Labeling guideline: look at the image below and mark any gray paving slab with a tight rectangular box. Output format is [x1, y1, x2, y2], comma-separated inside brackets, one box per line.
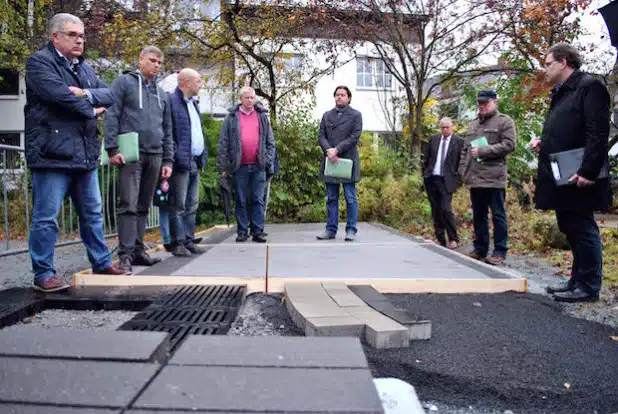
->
[170, 336, 369, 368]
[134, 366, 383, 413]
[269, 243, 495, 279]
[0, 328, 169, 363]
[305, 316, 365, 337]
[0, 405, 120, 414]
[218, 222, 411, 244]
[0, 358, 159, 407]
[170, 244, 266, 277]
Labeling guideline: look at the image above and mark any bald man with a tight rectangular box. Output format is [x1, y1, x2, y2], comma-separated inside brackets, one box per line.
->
[164, 68, 207, 256]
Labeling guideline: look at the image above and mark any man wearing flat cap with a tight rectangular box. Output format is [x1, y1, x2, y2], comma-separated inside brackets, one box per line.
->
[459, 89, 516, 265]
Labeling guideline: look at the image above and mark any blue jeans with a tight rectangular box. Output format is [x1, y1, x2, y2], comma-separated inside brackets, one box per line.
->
[325, 182, 358, 235]
[159, 209, 170, 245]
[556, 209, 603, 295]
[234, 164, 266, 235]
[29, 168, 112, 282]
[169, 159, 200, 245]
[470, 187, 508, 257]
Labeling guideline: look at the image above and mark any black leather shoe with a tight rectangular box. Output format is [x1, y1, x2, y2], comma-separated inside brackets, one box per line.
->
[546, 281, 574, 294]
[185, 242, 206, 254]
[192, 237, 203, 244]
[553, 288, 599, 303]
[236, 232, 249, 242]
[252, 233, 267, 243]
[132, 253, 162, 266]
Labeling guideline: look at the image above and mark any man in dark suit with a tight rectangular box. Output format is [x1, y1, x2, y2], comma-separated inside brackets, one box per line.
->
[422, 117, 464, 248]
[316, 86, 363, 241]
[530, 42, 610, 303]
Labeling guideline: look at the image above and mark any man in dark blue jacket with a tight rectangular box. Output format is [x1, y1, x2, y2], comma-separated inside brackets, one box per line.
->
[164, 68, 207, 256]
[25, 13, 126, 292]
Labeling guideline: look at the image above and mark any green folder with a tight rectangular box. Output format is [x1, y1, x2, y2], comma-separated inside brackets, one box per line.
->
[100, 132, 140, 166]
[324, 157, 353, 179]
[470, 136, 488, 162]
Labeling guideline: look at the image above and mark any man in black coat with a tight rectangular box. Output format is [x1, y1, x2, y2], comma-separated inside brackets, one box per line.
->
[316, 86, 363, 241]
[530, 42, 611, 303]
[422, 117, 464, 248]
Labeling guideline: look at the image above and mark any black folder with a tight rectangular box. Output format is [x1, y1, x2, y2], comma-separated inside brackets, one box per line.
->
[548, 147, 609, 186]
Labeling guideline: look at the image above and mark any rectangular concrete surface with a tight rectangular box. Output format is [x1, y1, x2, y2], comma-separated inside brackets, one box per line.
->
[0, 328, 169, 362]
[0, 405, 120, 414]
[170, 336, 369, 368]
[0, 358, 159, 407]
[134, 366, 383, 413]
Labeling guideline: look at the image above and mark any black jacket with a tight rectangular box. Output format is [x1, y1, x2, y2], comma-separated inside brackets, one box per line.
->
[24, 43, 115, 170]
[169, 87, 207, 171]
[318, 106, 363, 184]
[422, 134, 464, 193]
[535, 71, 611, 212]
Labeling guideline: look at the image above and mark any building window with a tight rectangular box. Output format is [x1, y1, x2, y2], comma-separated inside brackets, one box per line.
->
[0, 69, 19, 96]
[357, 57, 392, 89]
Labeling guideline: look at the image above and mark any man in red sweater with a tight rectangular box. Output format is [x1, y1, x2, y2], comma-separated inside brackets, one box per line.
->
[216, 87, 276, 242]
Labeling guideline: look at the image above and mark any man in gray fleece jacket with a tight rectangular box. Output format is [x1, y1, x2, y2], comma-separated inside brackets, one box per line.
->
[104, 45, 174, 273]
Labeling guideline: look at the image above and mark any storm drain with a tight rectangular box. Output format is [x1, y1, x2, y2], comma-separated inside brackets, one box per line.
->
[118, 285, 246, 351]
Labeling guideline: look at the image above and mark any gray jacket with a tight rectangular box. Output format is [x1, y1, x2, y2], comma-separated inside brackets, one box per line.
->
[216, 103, 275, 173]
[318, 106, 363, 184]
[103, 71, 174, 166]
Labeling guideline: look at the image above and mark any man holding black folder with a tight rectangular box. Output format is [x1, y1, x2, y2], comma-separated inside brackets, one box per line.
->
[104, 46, 174, 273]
[317, 86, 363, 242]
[529, 43, 610, 303]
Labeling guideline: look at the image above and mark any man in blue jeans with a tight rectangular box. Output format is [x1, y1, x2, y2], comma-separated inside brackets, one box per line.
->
[317, 86, 363, 241]
[459, 90, 516, 265]
[216, 86, 275, 243]
[24, 13, 126, 292]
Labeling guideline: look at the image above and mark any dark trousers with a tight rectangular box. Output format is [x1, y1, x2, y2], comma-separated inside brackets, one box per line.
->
[424, 176, 458, 245]
[117, 154, 162, 259]
[470, 187, 508, 258]
[234, 164, 266, 235]
[325, 182, 358, 235]
[555, 209, 603, 295]
[169, 158, 199, 246]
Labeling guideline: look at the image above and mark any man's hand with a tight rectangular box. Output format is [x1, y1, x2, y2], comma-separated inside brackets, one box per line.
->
[221, 171, 227, 178]
[568, 174, 595, 188]
[161, 166, 172, 179]
[94, 107, 107, 116]
[529, 138, 541, 153]
[471, 147, 479, 158]
[109, 153, 125, 166]
[326, 148, 338, 162]
[68, 86, 84, 97]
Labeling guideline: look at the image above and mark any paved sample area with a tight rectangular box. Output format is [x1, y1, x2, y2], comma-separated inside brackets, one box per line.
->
[72, 223, 526, 294]
[0, 329, 383, 413]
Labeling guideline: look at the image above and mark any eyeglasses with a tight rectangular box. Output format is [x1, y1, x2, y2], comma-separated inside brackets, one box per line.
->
[147, 57, 163, 65]
[543, 60, 558, 69]
[57, 31, 85, 41]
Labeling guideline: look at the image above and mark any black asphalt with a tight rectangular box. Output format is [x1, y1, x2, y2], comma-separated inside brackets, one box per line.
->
[363, 292, 618, 414]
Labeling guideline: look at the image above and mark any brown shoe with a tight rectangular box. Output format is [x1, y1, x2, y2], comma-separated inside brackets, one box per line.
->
[447, 241, 458, 250]
[485, 256, 505, 265]
[466, 251, 486, 261]
[33, 277, 70, 293]
[94, 264, 129, 275]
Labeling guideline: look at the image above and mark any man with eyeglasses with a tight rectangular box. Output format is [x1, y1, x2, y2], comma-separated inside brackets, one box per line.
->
[24, 13, 127, 292]
[530, 42, 611, 303]
[459, 89, 516, 265]
[104, 45, 174, 274]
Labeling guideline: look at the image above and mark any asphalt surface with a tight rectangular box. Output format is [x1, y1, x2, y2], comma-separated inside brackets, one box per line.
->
[364, 292, 618, 414]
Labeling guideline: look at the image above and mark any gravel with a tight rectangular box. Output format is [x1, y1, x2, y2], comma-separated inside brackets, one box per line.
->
[228, 292, 303, 337]
[4, 309, 138, 330]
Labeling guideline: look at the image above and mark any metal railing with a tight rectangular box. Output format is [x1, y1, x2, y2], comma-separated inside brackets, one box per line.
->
[0, 143, 159, 257]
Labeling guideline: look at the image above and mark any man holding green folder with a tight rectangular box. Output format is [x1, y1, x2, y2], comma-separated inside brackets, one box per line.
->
[459, 89, 516, 265]
[317, 86, 363, 242]
[104, 45, 174, 273]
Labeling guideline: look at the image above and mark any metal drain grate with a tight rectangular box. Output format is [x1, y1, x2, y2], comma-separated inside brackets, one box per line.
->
[118, 285, 246, 351]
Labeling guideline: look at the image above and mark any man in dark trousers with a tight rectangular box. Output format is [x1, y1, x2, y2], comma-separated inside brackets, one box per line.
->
[459, 89, 516, 265]
[104, 45, 174, 274]
[165, 68, 207, 257]
[317, 86, 363, 241]
[530, 42, 610, 303]
[422, 117, 464, 249]
[25, 13, 127, 292]
[216, 86, 275, 243]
